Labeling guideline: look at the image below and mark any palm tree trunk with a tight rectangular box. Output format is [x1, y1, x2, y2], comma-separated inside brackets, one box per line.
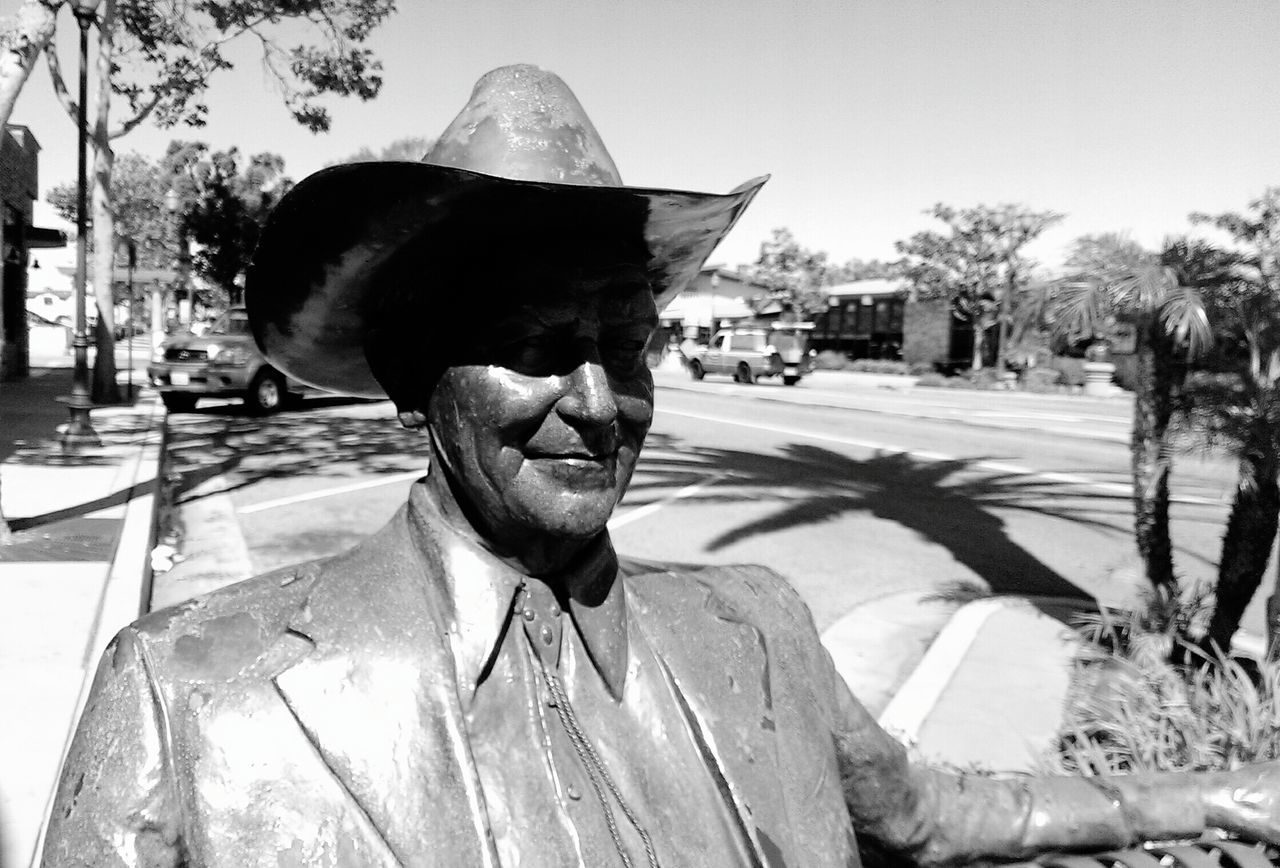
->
[1203, 431, 1280, 655]
[1130, 323, 1178, 591]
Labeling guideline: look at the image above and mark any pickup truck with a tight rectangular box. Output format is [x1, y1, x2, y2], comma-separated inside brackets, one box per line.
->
[686, 323, 815, 386]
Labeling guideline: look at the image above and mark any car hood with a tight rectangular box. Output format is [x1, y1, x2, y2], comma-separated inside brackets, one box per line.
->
[162, 333, 255, 351]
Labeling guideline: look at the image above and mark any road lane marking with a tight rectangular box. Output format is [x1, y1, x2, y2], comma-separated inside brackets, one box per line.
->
[656, 408, 1224, 507]
[238, 469, 425, 515]
[609, 471, 732, 530]
[874, 598, 1007, 743]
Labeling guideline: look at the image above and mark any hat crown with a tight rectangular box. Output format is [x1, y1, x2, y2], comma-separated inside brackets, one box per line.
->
[424, 64, 623, 187]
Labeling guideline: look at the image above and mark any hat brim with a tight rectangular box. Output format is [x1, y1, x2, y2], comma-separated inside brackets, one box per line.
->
[245, 162, 767, 398]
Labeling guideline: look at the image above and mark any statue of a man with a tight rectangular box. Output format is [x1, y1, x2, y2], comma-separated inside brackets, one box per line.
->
[43, 65, 1280, 868]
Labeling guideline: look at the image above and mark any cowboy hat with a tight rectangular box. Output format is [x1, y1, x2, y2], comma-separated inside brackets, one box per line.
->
[245, 63, 767, 397]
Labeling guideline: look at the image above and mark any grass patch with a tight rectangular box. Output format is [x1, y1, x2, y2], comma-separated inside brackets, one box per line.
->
[1047, 587, 1280, 775]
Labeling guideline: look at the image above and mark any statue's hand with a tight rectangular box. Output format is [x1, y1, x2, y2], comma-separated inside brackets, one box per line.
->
[1203, 761, 1280, 845]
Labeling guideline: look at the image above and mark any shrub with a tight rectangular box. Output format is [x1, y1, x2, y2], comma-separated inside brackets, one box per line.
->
[1045, 355, 1087, 388]
[814, 350, 851, 371]
[846, 359, 913, 375]
[1046, 587, 1280, 776]
[915, 372, 947, 388]
[1021, 367, 1063, 393]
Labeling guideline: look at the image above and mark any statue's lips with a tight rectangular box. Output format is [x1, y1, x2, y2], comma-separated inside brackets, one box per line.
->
[524, 451, 618, 485]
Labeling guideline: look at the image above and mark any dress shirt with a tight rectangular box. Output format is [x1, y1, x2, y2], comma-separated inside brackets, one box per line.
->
[408, 482, 754, 867]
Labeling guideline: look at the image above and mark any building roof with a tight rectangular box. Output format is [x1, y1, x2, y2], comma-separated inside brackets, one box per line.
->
[824, 278, 907, 299]
[659, 292, 754, 326]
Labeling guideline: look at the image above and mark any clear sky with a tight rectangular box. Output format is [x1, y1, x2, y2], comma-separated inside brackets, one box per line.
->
[6, 0, 1280, 277]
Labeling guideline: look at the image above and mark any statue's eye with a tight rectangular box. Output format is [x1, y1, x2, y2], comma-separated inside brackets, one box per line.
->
[601, 335, 648, 374]
[499, 334, 560, 374]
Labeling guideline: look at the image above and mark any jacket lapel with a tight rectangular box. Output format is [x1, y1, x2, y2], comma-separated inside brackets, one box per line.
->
[628, 568, 795, 868]
[272, 507, 499, 868]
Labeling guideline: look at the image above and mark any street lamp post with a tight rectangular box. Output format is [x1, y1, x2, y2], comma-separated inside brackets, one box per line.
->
[57, 0, 106, 450]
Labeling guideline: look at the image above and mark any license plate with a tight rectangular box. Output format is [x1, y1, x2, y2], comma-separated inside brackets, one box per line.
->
[170, 372, 190, 386]
[784, 365, 798, 375]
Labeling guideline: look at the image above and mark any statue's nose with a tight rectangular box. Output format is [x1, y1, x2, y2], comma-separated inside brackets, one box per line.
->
[557, 358, 618, 428]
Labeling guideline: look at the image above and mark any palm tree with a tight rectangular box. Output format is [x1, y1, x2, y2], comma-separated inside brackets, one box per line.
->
[1043, 234, 1212, 593]
[1186, 191, 1280, 654]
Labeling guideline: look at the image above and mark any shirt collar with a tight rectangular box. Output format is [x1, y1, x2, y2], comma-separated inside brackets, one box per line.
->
[407, 478, 629, 707]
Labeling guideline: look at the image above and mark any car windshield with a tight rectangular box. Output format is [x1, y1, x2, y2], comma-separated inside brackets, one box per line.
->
[209, 311, 251, 336]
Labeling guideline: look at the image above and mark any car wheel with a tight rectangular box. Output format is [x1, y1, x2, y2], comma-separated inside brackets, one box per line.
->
[161, 392, 198, 412]
[783, 375, 801, 386]
[688, 360, 705, 381]
[737, 363, 755, 385]
[246, 369, 286, 414]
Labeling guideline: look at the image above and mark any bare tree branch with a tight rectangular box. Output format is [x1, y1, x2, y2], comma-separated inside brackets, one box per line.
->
[108, 89, 160, 138]
[43, 37, 79, 125]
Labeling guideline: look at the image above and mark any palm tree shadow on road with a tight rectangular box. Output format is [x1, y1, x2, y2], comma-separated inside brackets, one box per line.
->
[629, 432, 1158, 602]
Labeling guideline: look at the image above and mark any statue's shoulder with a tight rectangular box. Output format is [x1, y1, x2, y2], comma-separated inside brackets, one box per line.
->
[126, 561, 325, 683]
[624, 558, 815, 632]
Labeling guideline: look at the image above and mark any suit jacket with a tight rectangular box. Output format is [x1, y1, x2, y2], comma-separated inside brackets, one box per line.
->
[42, 502, 919, 868]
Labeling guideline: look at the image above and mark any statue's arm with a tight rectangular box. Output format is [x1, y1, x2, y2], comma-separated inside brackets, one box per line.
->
[823, 644, 1280, 865]
[42, 628, 183, 868]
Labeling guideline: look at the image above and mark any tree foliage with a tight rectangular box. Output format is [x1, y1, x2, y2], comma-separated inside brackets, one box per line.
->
[164, 141, 292, 303]
[10, 0, 396, 401]
[107, 0, 394, 135]
[48, 150, 175, 269]
[896, 203, 1062, 370]
[327, 134, 434, 165]
[748, 227, 833, 317]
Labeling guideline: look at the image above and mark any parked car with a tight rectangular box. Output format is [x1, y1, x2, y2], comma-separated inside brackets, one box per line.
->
[147, 308, 308, 413]
[686, 322, 816, 385]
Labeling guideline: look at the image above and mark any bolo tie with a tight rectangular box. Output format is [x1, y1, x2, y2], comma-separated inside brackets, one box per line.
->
[516, 582, 660, 868]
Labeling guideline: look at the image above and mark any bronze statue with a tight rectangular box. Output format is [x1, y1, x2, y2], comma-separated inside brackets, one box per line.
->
[43, 65, 1280, 867]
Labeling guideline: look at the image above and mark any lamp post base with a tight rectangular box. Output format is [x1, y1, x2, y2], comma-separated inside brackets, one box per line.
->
[55, 398, 101, 451]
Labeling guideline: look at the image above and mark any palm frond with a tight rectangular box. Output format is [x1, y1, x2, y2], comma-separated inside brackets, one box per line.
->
[1159, 285, 1213, 358]
[1048, 280, 1108, 342]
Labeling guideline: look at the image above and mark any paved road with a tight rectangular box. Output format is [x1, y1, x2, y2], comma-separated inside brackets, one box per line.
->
[151, 368, 1269, 640]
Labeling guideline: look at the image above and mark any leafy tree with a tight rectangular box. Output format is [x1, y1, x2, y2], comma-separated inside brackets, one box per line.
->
[1043, 234, 1215, 595]
[1182, 190, 1280, 654]
[2, 0, 395, 401]
[896, 203, 1062, 371]
[163, 142, 292, 307]
[748, 227, 833, 317]
[47, 150, 176, 269]
[328, 135, 434, 165]
[835, 258, 900, 282]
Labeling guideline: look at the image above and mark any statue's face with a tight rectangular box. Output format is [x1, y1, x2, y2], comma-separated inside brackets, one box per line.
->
[426, 266, 656, 543]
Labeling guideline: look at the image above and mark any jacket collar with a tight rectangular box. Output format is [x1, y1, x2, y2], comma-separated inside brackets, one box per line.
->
[406, 479, 629, 704]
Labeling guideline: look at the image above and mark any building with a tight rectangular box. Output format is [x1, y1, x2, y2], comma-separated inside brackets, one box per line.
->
[659, 265, 769, 342]
[1, 125, 67, 380]
[811, 279, 908, 360]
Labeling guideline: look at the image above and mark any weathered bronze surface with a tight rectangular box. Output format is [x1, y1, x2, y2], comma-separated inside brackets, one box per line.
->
[43, 64, 1280, 867]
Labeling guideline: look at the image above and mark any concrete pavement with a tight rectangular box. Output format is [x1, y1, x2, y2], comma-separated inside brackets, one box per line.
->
[0, 364, 162, 868]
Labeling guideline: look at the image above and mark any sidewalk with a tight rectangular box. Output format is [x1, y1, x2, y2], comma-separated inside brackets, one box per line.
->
[0, 366, 163, 868]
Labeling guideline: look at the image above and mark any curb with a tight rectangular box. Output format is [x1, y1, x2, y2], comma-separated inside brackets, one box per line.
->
[29, 394, 166, 867]
[875, 595, 1083, 773]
